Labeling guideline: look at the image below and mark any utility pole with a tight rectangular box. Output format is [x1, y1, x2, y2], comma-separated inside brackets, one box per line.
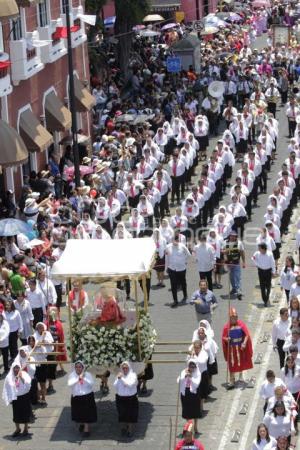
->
[65, 0, 81, 188]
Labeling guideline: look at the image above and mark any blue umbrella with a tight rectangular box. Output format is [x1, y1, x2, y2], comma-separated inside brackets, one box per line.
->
[0, 218, 32, 237]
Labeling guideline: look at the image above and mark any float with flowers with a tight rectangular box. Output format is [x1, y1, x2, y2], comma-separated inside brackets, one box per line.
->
[51, 238, 157, 373]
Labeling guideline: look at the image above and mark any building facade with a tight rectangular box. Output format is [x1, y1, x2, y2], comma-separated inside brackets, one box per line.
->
[102, 0, 218, 24]
[0, 0, 94, 199]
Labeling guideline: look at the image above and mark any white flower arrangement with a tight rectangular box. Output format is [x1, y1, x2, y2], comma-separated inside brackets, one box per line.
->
[72, 311, 157, 368]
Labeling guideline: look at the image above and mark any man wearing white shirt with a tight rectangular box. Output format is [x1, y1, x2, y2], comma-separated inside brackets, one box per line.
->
[194, 235, 215, 291]
[153, 171, 169, 218]
[227, 196, 247, 240]
[165, 236, 191, 307]
[26, 278, 46, 327]
[272, 308, 291, 368]
[37, 269, 57, 308]
[252, 243, 276, 307]
[168, 154, 185, 206]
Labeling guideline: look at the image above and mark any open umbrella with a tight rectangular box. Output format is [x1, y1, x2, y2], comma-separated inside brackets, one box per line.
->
[225, 12, 243, 22]
[0, 219, 32, 237]
[201, 26, 219, 35]
[143, 14, 164, 22]
[64, 165, 94, 181]
[115, 114, 136, 123]
[161, 22, 177, 30]
[139, 29, 160, 37]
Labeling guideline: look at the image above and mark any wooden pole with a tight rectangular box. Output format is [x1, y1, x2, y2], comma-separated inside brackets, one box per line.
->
[169, 417, 173, 450]
[134, 279, 142, 361]
[67, 278, 74, 362]
[142, 274, 148, 312]
[173, 378, 181, 450]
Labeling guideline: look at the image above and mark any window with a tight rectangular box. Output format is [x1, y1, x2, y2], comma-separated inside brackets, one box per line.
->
[38, 0, 49, 27]
[11, 17, 23, 41]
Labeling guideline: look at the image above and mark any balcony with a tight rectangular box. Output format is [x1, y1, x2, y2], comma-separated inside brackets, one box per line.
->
[38, 19, 67, 64]
[60, 5, 87, 49]
[9, 34, 44, 86]
[0, 54, 12, 97]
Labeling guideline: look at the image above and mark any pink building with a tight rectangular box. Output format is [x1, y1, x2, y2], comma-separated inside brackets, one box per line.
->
[103, 0, 218, 24]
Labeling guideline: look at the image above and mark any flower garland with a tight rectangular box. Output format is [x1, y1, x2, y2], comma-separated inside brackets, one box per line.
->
[71, 310, 157, 368]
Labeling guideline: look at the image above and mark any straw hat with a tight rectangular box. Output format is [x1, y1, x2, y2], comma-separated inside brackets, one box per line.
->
[25, 198, 36, 207]
[82, 156, 91, 164]
[81, 185, 91, 196]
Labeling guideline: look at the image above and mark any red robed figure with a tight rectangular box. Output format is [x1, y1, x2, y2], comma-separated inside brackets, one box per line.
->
[222, 319, 253, 373]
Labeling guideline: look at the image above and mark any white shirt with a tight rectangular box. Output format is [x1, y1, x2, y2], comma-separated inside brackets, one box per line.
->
[252, 251, 276, 273]
[165, 243, 191, 271]
[113, 373, 138, 396]
[290, 283, 300, 298]
[37, 278, 57, 306]
[26, 287, 46, 314]
[194, 243, 215, 272]
[281, 367, 300, 394]
[280, 268, 297, 291]
[0, 320, 9, 348]
[263, 412, 294, 439]
[251, 437, 277, 450]
[259, 377, 287, 400]
[272, 318, 291, 345]
[68, 371, 95, 397]
[3, 310, 23, 333]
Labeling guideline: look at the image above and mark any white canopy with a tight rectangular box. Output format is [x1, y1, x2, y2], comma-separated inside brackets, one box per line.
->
[51, 238, 156, 280]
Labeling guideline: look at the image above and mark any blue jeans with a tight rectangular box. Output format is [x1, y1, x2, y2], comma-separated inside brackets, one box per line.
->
[229, 265, 241, 292]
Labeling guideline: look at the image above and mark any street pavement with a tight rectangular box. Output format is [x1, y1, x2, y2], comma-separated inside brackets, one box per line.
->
[0, 40, 299, 450]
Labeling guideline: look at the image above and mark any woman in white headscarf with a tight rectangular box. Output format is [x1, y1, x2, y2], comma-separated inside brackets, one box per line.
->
[192, 326, 218, 392]
[159, 218, 174, 244]
[128, 208, 145, 238]
[2, 362, 32, 437]
[91, 224, 111, 240]
[189, 340, 212, 416]
[177, 358, 201, 433]
[68, 360, 97, 438]
[96, 196, 113, 235]
[194, 115, 209, 161]
[14, 345, 37, 407]
[152, 228, 167, 286]
[113, 222, 133, 240]
[114, 361, 139, 437]
[74, 224, 90, 240]
[33, 322, 54, 405]
[153, 128, 168, 153]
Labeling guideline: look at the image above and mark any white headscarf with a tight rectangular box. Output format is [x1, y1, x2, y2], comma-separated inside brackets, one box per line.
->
[177, 358, 201, 395]
[14, 345, 36, 378]
[198, 320, 215, 338]
[2, 362, 31, 406]
[120, 361, 137, 385]
[152, 228, 167, 258]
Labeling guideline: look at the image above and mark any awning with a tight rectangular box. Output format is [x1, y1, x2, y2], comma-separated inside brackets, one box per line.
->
[0, 120, 28, 167]
[19, 109, 53, 153]
[16, 0, 38, 7]
[74, 77, 96, 112]
[45, 91, 71, 132]
[0, 0, 19, 20]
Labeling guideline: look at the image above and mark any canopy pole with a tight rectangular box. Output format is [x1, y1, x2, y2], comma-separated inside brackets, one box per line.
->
[67, 278, 74, 362]
[134, 280, 142, 361]
[142, 274, 148, 312]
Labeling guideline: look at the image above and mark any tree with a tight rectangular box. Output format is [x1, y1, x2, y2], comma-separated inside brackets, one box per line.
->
[114, 0, 149, 79]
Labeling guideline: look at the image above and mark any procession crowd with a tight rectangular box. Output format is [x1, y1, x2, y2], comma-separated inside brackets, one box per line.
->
[2, 0, 300, 448]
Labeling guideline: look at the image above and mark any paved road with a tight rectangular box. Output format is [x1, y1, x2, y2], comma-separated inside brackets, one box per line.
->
[0, 41, 297, 450]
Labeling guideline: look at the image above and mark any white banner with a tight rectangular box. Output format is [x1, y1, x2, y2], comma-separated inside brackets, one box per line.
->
[78, 14, 97, 26]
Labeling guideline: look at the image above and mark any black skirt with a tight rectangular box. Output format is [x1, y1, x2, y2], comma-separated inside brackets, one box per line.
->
[30, 378, 38, 405]
[198, 370, 209, 399]
[273, 243, 281, 260]
[154, 254, 165, 273]
[116, 394, 139, 423]
[71, 392, 97, 424]
[236, 138, 248, 154]
[46, 355, 57, 380]
[12, 392, 31, 424]
[36, 364, 47, 383]
[181, 387, 201, 419]
[208, 358, 218, 376]
[197, 135, 209, 151]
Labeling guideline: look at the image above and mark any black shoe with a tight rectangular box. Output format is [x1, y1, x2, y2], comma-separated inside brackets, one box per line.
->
[22, 430, 29, 437]
[171, 302, 178, 308]
[12, 430, 21, 438]
[46, 386, 55, 394]
[181, 297, 187, 303]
